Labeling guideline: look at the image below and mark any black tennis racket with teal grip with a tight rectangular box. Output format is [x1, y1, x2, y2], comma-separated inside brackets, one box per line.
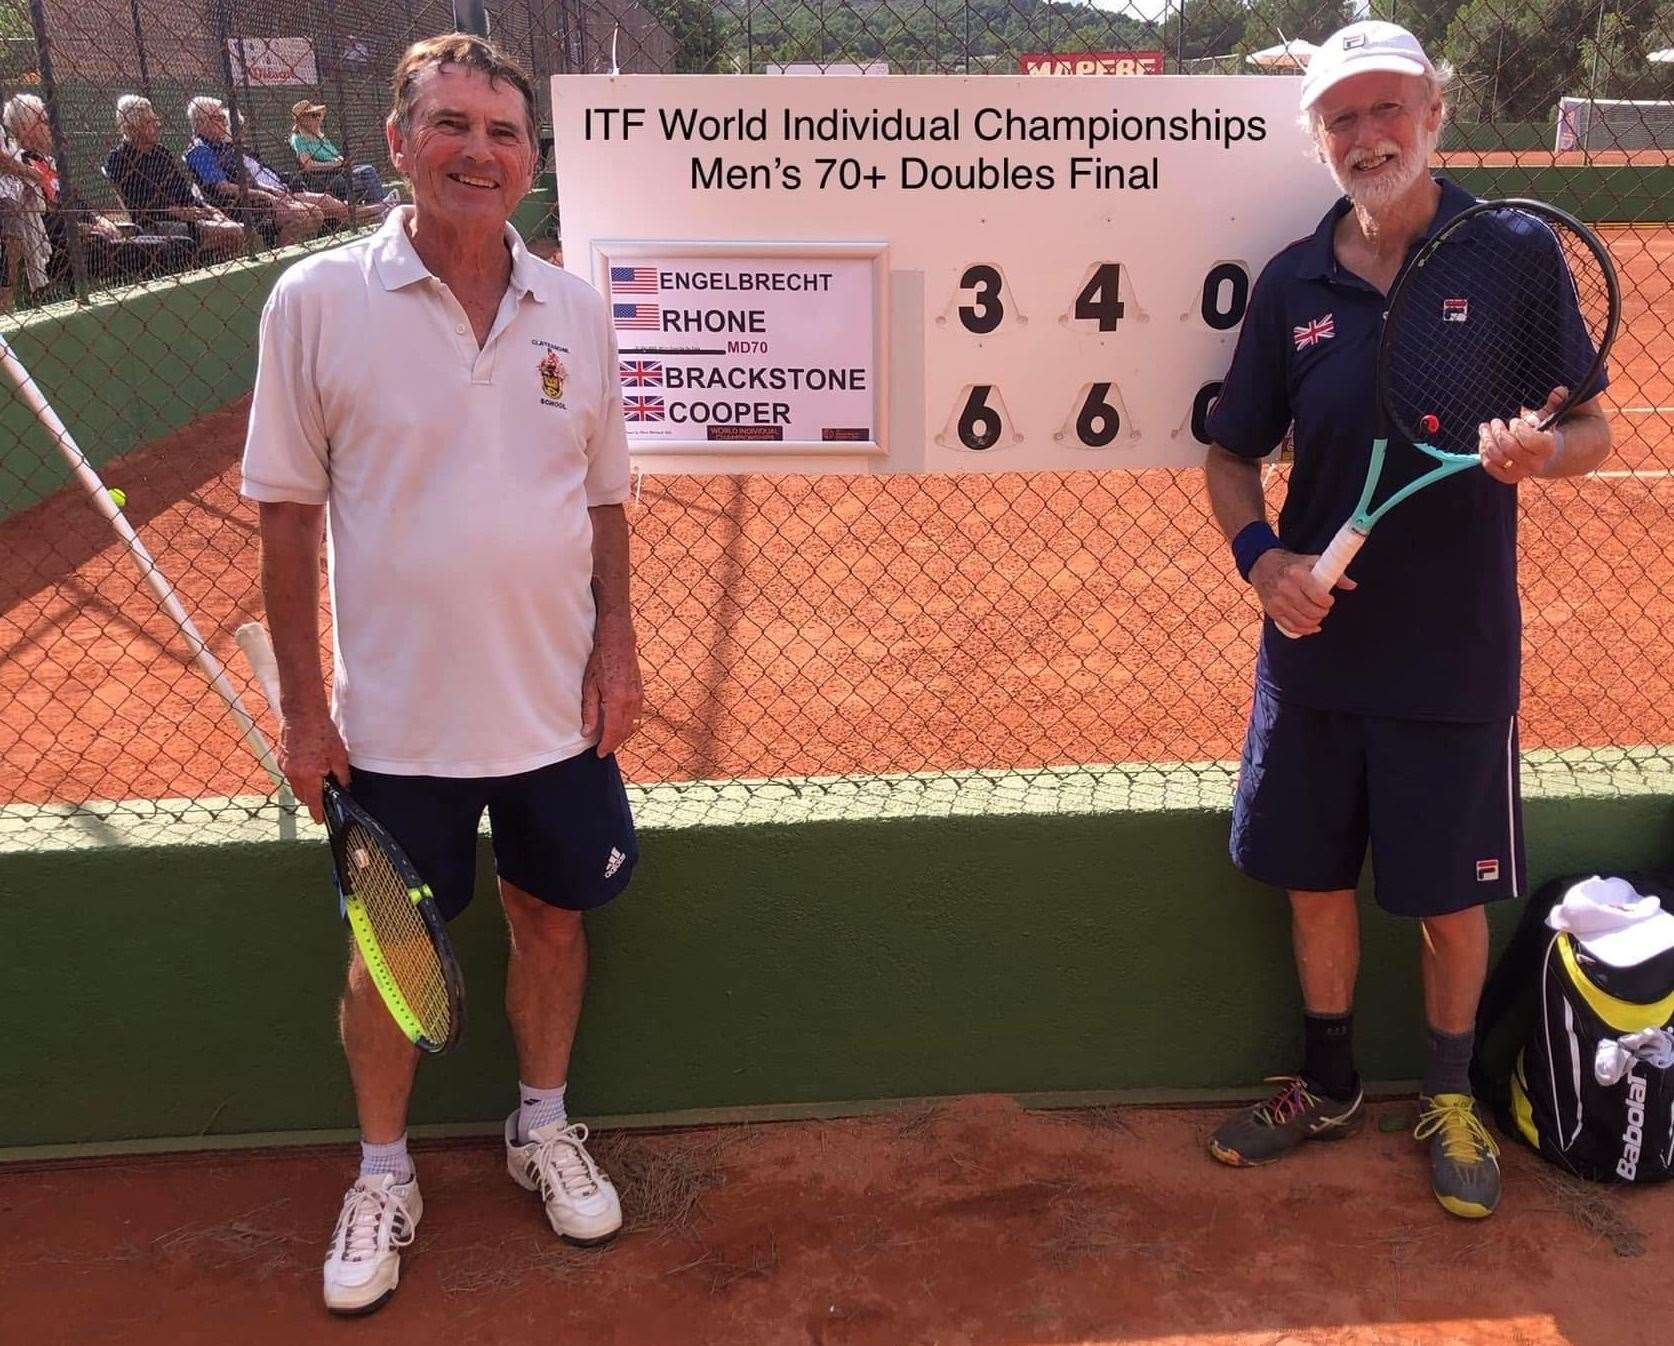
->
[1278, 198, 1620, 638]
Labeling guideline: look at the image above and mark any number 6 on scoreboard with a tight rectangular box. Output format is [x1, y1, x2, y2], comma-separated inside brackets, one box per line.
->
[938, 383, 1020, 452]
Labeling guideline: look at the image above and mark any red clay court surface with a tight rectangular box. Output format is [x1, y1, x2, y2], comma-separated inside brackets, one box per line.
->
[1, 1096, 1666, 1346]
[3, 228, 1674, 811]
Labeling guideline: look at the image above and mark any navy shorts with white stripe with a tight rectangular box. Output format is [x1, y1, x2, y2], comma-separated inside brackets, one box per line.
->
[1230, 681, 1524, 917]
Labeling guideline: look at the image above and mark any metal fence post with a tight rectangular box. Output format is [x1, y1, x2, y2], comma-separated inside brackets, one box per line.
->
[321, 0, 355, 196]
[26, 0, 90, 303]
[212, 0, 257, 255]
[454, 0, 491, 37]
[127, 0, 151, 97]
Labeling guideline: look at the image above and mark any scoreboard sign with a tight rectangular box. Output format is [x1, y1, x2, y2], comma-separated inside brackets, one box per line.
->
[1018, 51, 1166, 76]
[600, 242, 885, 454]
[552, 75, 1336, 474]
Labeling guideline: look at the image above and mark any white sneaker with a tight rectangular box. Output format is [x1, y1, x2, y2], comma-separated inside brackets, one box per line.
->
[322, 1172, 422, 1314]
[504, 1114, 622, 1245]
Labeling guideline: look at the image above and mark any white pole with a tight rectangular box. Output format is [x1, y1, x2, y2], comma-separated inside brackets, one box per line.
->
[0, 331, 291, 801]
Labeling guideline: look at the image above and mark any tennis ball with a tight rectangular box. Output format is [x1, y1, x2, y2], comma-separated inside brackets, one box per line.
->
[108, 487, 126, 508]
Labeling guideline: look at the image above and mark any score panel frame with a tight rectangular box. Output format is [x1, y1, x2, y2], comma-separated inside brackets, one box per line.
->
[591, 238, 891, 472]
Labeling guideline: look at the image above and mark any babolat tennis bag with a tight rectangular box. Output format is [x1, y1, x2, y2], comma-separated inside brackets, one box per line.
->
[1474, 870, 1674, 1184]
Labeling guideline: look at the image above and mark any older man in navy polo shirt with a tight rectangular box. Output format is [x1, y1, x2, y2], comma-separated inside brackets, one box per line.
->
[1201, 20, 1612, 1218]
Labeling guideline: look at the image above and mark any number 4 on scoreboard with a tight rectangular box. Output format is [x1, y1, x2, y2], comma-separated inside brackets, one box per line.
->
[1066, 263, 1144, 333]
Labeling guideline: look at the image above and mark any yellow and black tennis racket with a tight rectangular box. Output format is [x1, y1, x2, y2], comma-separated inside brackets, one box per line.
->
[236, 622, 465, 1053]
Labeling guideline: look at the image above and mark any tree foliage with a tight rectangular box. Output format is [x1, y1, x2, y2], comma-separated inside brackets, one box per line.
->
[684, 0, 1674, 126]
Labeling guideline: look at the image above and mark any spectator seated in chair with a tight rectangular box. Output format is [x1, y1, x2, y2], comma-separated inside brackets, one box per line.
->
[185, 96, 361, 245]
[4, 94, 194, 296]
[289, 100, 400, 209]
[0, 108, 49, 310]
[179, 97, 309, 245]
[103, 95, 245, 259]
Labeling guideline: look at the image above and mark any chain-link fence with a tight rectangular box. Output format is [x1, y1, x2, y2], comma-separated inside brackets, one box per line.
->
[3, 0, 1673, 847]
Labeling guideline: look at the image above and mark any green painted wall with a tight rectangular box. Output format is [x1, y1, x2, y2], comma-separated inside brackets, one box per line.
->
[0, 255, 285, 516]
[1447, 165, 1674, 222]
[4, 792, 1671, 1152]
[1442, 122, 1553, 153]
[0, 193, 559, 521]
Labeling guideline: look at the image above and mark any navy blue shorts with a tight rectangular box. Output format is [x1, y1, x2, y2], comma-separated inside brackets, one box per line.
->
[1231, 683, 1523, 917]
[343, 750, 638, 922]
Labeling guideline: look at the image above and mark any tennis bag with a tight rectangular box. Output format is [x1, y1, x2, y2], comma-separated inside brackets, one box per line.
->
[1474, 870, 1674, 1184]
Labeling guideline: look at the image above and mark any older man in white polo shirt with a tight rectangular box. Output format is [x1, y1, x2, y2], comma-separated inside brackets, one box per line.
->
[241, 34, 641, 1315]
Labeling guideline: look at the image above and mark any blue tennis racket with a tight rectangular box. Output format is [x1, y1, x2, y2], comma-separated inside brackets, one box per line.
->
[1280, 198, 1619, 637]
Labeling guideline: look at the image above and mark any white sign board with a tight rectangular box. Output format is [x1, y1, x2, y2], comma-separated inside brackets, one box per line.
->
[552, 75, 1337, 474]
[599, 242, 885, 455]
[227, 37, 319, 87]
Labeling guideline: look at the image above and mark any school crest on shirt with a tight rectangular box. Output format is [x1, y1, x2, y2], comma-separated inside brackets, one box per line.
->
[538, 350, 567, 402]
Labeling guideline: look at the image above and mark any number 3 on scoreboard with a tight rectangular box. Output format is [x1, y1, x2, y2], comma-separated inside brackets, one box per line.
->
[958, 264, 1006, 334]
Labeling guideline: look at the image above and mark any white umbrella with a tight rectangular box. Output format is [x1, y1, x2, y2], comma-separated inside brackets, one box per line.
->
[1649, 48, 1674, 62]
[1245, 40, 1317, 70]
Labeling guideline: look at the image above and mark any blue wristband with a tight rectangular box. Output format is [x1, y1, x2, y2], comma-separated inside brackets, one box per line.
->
[1231, 520, 1281, 582]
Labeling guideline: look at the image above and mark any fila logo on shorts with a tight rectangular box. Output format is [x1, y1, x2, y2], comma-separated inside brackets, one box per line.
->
[1476, 857, 1501, 882]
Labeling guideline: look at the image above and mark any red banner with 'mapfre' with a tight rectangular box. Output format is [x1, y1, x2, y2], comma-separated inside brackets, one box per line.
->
[1018, 51, 1165, 76]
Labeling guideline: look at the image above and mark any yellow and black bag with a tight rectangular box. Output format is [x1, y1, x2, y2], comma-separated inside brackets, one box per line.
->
[1476, 872, 1674, 1184]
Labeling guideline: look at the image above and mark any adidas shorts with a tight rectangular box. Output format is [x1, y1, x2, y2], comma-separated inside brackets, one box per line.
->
[1230, 681, 1523, 918]
[345, 750, 638, 920]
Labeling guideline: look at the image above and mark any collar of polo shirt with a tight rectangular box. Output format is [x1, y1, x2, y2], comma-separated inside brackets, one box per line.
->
[370, 204, 554, 304]
[1294, 176, 1476, 283]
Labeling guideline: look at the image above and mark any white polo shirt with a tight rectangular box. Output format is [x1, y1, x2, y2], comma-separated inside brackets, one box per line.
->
[241, 207, 631, 777]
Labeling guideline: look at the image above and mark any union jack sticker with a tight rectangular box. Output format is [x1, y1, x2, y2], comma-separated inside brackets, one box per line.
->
[1293, 313, 1335, 350]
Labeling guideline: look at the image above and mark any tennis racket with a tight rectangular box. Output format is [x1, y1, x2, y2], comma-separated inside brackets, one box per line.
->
[1278, 198, 1620, 638]
[235, 621, 466, 1054]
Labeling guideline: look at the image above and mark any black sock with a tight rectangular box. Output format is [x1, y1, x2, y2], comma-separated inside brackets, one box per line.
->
[1422, 1027, 1475, 1099]
[1302, 1010, 1359, 1102]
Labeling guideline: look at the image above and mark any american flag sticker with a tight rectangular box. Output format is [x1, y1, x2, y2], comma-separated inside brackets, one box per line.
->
[610, 265, 658, 294]
[620, 359, 663, 386]
[1476, 858, 1501, 882]
[624, 394, 665, 422]
[1443, 298, 1469, 322]
[613, 303, 660, 331]
[1293, 313, 1335, 350]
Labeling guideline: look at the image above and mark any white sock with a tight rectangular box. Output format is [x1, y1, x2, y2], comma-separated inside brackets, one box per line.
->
[517, 1081, 567, 1142]
[359, 1134, 413, 1185]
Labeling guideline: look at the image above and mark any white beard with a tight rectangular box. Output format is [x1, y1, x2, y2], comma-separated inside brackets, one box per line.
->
[1328, 133, 1433, 210]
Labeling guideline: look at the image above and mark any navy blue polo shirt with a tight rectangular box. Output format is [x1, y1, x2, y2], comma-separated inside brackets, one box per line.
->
[1207, 177, 1603, 722]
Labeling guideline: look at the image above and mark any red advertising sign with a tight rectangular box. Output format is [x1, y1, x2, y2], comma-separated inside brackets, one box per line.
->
[1018, 51, 1165, 76]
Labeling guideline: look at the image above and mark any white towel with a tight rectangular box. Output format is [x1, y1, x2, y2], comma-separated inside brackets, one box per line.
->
[1549, 875, 1674, 968]
[1595, 1029, 1674, 1086]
